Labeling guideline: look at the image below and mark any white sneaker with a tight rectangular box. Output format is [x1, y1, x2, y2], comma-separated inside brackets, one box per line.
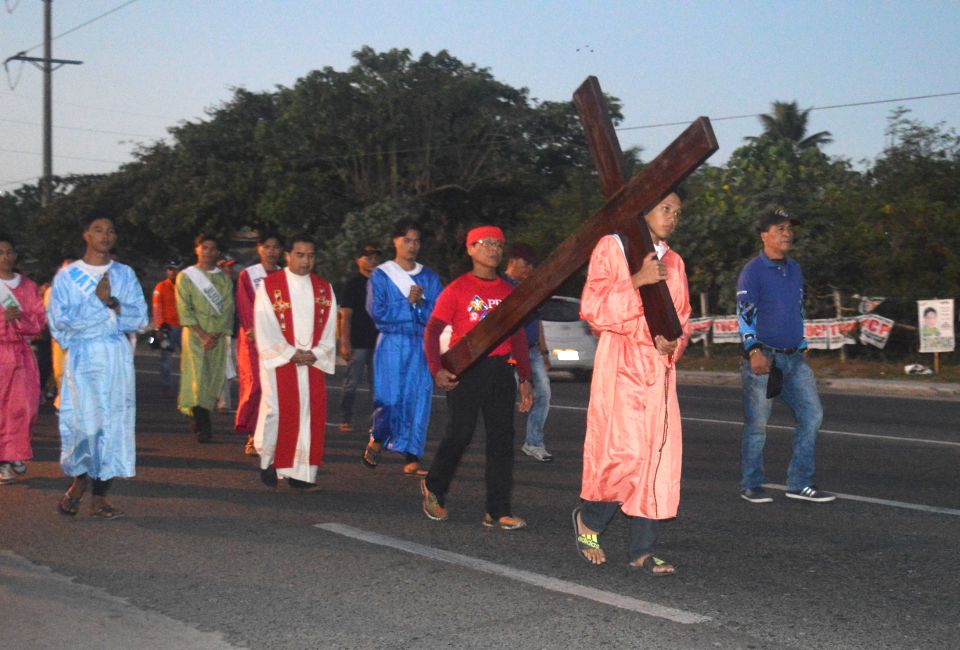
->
[521, 444, 554, 462]
[11, 461, 27, 475]
[0, 463, 15, 485]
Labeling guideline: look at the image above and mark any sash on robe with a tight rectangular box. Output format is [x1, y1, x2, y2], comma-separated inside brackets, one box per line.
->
[264, 271, 332, 469]
[377, 260, 423, 298]
[0, 275, 22, 309]
[66, 262, 107, 298]
[245, 263, 268, 290]
[182, 265, 224, 314]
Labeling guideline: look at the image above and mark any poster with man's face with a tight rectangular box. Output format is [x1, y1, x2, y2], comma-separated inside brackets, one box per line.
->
[918, 299, 955, 353]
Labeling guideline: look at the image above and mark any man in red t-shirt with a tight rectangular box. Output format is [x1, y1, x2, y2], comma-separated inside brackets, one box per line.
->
[421, 226, 533, 530]
[152, 261, 181, 396]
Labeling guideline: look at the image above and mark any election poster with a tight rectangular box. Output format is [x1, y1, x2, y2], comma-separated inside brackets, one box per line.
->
[918, 299, 955, 353]
[859, 314, 894, 349]
[689, 317, 713, 344]
[711, 316, 740, 344]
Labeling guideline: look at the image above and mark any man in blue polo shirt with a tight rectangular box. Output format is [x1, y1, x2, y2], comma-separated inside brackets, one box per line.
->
[736, 208, 834, 504]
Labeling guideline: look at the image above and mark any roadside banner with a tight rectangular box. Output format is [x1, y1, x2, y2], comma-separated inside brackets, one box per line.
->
[711, 316, 739, 344]
[918, 299, 955, 353]
[859, 314, 894, 349]
[804, 319, 831, 349]
[689, 317, 712, 343]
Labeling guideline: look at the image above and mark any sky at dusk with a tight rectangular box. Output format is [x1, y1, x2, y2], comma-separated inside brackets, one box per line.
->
[1, 0, 958, 193]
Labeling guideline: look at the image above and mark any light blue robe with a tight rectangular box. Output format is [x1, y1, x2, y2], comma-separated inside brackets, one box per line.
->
[367, 264, 443, 457]
[47, 261, 148, 480]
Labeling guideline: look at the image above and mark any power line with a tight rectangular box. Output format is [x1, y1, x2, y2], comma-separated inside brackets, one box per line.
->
[17, 0, 139, 55]
[0, 176, 39, 189]
[0, 90, 183, 121]
[0, 146, 127, 165]
[616, 91, 960, 133]
[0, 117, 161, 138]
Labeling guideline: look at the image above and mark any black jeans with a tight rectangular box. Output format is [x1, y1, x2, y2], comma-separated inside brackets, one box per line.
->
[425, 356, 516, 519]
[581, 500, 660, 562]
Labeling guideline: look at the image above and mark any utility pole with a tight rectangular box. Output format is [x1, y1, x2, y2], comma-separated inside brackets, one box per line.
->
[3, 1, 82, 207]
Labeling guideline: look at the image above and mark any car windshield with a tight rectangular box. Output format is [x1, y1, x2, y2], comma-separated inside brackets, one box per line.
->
[541, 298, 581, 322]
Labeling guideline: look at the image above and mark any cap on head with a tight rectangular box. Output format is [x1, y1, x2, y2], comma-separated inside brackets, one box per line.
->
[357, 244, 382, 257]
[217, 253, 236, 267]
[756, 208, 800, 233]
[164, 260, 181, 270]
[466, 225, 505, 248]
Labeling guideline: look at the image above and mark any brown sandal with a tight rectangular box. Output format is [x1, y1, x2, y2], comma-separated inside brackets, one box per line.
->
[91, 505, 125, 520]
[361, 442, 381, 469]
[403, 462, 428, 478]
[57, 493, 82, 516]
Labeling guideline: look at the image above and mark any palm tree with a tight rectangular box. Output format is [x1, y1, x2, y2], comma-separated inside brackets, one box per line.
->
[745, 101, 833, 150]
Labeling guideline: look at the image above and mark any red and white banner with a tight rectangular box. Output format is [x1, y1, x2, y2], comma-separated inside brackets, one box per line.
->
[859, 314, 894, 349]
[711, 316, 740, 344]
[804, 318, 858, 350]
[689, 317, 713, 344]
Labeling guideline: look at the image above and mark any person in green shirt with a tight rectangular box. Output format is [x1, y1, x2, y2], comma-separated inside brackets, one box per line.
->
[176, 234, 235, 442]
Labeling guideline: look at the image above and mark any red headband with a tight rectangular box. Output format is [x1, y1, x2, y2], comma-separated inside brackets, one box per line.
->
[466, 226, 505, 247]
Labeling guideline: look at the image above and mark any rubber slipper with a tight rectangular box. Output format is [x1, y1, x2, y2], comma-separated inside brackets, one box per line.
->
[630, 555, 676, 577]
[572, 506, 603, 564]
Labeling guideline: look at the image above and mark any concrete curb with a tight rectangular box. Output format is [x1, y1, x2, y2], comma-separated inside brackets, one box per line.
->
[677, 370, 960, 401]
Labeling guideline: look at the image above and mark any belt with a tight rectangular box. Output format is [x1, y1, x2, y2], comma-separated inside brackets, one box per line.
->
[761, 344, 799, 355]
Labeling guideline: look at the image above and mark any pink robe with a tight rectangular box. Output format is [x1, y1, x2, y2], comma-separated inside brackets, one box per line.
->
[0, 275, 45, 462]
[579, 235, 691, 519]
[235, 268, 262, 434]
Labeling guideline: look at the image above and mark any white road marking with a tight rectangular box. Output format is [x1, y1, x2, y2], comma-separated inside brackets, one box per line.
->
[762, 484, 960, 517]
[314, 523, 711, 624]
[550, 405, 960, 449]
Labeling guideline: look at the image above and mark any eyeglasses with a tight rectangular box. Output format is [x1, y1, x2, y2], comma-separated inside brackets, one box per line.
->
[473, 239, 503, 250]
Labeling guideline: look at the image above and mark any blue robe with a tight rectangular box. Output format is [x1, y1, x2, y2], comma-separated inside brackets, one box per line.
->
[47, 261, 148, 480]
[368, 264, 443, 457]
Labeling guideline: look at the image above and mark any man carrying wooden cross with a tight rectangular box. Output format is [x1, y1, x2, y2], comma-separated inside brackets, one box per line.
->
[573, 189, 691, 576]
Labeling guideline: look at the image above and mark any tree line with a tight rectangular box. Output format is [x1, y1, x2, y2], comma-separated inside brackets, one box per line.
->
[2, 47, 958, 352]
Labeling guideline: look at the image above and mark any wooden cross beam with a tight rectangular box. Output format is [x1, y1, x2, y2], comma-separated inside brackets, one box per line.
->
[573, 75, 684, 340]
[441, 77, 718, 376]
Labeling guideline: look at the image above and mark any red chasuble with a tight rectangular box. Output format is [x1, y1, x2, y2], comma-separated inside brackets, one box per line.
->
[262, 271, 332, 469]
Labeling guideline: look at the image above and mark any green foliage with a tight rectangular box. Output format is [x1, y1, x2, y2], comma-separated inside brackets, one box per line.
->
[5, 50, 957, 343]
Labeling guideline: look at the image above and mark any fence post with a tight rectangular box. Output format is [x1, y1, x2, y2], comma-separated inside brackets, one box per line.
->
[700, 291, 710, 358]
[833, 288, 846, 364]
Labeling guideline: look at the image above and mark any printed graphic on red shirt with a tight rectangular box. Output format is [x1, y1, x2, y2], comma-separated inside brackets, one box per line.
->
[467, 294, 503, 321]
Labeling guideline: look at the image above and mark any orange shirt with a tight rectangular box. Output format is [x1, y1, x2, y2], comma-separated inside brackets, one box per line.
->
[152, 278, 180, 327]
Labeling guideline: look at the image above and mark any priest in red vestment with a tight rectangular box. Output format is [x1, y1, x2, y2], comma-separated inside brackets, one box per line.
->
[252, 235, 336, 491]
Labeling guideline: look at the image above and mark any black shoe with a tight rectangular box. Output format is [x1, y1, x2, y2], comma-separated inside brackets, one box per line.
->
[785, 485, 836, 503]
[740, 487, 774, 503]
[260, 466, 278, 487]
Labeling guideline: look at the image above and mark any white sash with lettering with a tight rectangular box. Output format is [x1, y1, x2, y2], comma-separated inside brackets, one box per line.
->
[0, 274, 22, 310]
[245, 263, 268, 290]
[183, 265, 224, 314]
[378, 260, 422, 298]
[66, 262, 106, 298]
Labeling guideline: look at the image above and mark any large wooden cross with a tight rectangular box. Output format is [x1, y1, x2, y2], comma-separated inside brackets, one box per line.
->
[441, 76, 718, 376]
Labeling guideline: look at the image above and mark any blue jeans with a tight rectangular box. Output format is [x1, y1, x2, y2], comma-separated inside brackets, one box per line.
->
[339, 347, 374, 424]
[159, 326, 181, 390]
[740, 350, 823, 492]
[524, 349, 551, 448]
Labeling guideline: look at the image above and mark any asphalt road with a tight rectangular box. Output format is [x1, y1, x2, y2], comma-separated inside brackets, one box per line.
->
[1, 351, 958, 650]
